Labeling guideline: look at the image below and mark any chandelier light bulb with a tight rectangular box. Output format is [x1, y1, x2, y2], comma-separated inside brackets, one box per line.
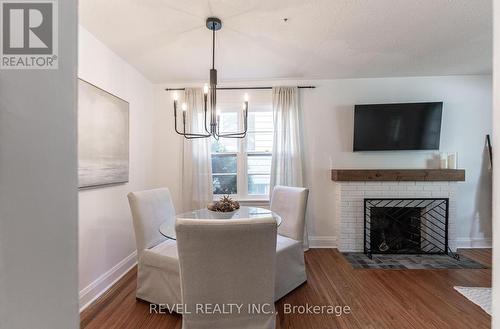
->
[203, 84, 209, 94]
[182, 103, 187, 112]
[173, 92, 179, 101]
[244, 93, 249, 102]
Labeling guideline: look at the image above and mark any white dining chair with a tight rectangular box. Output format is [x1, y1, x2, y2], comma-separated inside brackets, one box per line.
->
[270, 185, 310, 300]
[176, 217, 277, 329]
[127, 188, 181, 306]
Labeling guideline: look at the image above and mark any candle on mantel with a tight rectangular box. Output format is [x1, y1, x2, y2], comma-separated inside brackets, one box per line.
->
[440, 153, 448, 169]
[447, 152, 458, 169]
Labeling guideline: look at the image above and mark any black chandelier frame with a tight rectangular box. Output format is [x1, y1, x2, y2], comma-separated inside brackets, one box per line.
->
[173, 17, 248, 140]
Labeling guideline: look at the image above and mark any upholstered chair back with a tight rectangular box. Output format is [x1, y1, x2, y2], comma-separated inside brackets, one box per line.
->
[127, 188, 176, 258]
[270, 185, 309, 241]
[175, 217, 277, 329]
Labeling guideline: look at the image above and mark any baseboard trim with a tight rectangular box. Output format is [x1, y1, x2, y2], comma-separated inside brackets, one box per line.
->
[309, 236, 337, 248]
[79, 251, 137, 312]
[451, 238, 492, 250]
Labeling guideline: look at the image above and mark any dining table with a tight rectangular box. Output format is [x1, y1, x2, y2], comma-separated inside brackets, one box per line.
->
[159, 206, 282, 240]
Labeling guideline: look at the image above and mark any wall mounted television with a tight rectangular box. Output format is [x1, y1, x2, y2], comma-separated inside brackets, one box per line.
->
[353, 102, 443, 151]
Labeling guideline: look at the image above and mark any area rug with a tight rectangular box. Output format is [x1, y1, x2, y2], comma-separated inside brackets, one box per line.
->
[342, 253, 488, 269]
[454, 286, 492, 315]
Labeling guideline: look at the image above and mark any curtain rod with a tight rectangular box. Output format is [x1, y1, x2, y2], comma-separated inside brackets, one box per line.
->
[165, 86, 315, 91]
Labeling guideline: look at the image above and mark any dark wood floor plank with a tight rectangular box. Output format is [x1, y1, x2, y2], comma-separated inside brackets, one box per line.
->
[81, 249, 492, 329]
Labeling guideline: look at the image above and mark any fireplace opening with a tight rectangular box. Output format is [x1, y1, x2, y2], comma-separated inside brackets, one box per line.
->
[370, 207, 422, 253]
[364, 198, 450, 258]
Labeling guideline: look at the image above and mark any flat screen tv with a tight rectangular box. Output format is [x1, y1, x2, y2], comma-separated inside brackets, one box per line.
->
[353, 102, 443, 151]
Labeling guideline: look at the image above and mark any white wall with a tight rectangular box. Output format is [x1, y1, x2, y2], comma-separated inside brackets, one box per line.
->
[157, 75, 492, 248]
[0, 1, 79, 328]
[302, 76, 492, 248]
[152, 90, 184, 210]
[78, 27, 157, 310]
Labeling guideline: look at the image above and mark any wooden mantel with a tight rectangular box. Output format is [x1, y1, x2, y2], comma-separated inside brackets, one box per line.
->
[331, 169, 465, 182]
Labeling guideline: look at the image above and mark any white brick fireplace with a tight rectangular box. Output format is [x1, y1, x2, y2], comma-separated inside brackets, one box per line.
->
[334, 181, 457, 252]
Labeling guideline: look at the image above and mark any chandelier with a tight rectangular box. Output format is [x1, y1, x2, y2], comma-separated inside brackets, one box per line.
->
[172, 17, 248, 140]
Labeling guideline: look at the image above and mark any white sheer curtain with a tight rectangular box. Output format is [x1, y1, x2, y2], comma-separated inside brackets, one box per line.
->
[181, 88, 213, 212]
[270, 86, 308, 249]
[270, 87, 304, 189]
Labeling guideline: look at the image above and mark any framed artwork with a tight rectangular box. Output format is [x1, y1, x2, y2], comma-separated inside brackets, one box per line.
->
[78, 79, 129, 188]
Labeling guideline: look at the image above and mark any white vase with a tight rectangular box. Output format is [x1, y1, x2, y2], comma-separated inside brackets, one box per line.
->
[207, 209, 237, 219]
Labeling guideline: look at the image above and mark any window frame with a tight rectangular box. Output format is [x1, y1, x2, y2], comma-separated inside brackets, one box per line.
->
[211, 102, 273, 201]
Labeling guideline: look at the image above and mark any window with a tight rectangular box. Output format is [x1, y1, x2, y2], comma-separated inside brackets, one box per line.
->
[211, 91, 273, 200]
[246, 111, 273, 196]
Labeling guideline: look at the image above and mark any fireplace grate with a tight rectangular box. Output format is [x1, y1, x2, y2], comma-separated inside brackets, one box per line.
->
[364, 198, 457, 259]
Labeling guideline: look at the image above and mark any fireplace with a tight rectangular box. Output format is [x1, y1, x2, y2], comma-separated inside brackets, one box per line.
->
[370, 207, 422, 253]
[364, 198, 450, 258]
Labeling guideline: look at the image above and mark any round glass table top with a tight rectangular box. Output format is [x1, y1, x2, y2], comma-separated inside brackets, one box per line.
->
[159, 206, 282, 240]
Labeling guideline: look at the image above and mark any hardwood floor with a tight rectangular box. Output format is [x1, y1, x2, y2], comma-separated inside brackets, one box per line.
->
[80, 249, 492, 329]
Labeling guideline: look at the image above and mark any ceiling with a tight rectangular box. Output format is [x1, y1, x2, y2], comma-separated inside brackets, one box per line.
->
[80, 0, 492, 84]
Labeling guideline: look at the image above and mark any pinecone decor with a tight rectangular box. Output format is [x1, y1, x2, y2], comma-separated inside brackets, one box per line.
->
[207, 195, 240, 212]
